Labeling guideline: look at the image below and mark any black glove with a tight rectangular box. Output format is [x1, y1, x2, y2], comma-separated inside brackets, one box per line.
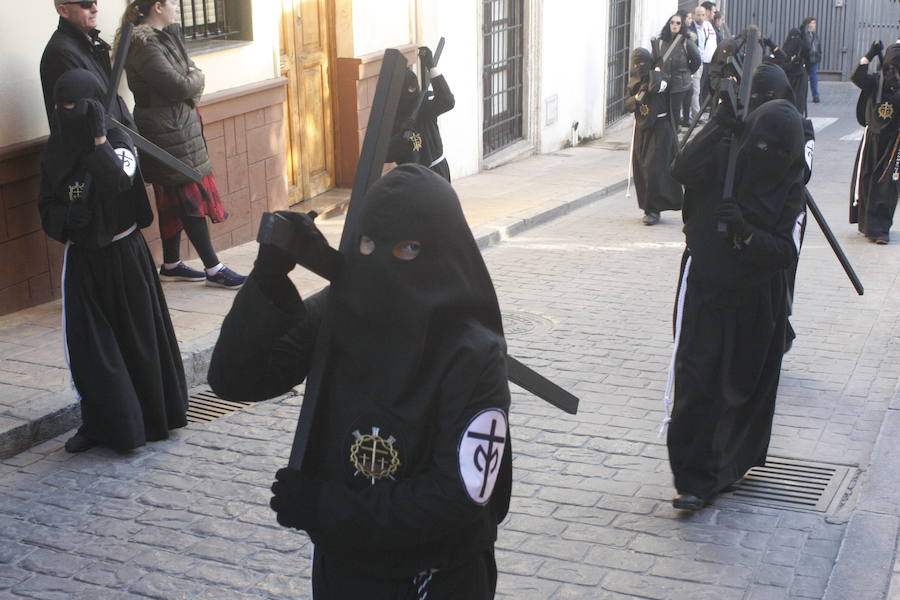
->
[257, 210, 343, 282]
[714, 200, 745, 239]
[65, 201, 92, 231]
[270, 467, 321, 530]
[78, 98, 107, 141]
[712, 94, 742, 134]
[418, 46, 435, 70]
[761, 37, 775, 50]
[866, 40, 884, 61]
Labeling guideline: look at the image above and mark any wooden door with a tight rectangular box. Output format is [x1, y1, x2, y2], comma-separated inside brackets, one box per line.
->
[280, 0, 336, 201]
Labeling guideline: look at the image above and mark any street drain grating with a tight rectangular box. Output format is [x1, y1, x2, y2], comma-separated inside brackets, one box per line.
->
[721, 456, 854, 513]
[186, 387, 252, 423]
[502, 311, 556, 336]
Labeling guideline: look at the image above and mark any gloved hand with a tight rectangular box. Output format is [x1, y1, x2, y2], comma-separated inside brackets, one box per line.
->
[270, 467, 321, 531]
[866, 40, 884, 61]
[66, 202, 92, 231]
[78, 98, 107, 141]
[761, 37, 775, 50]
[418, 46, 435, 70]
[715, 200, 745, 239]
[712, 93, 742, 134]
[257, 210, 343, 282]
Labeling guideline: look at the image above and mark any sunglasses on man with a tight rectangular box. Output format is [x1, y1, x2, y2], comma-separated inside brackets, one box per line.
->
[60, 0, 98, 8]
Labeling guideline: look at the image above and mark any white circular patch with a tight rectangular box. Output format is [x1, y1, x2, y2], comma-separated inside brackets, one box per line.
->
[804, 140, 815, 173]
[457, 408, 508, 505]
[115, 147, 137, 178]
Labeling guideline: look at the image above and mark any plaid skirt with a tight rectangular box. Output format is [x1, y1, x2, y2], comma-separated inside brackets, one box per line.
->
[152, 174, 227, 240]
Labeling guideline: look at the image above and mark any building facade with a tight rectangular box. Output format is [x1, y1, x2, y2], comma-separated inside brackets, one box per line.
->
[0, 0, 671, 316]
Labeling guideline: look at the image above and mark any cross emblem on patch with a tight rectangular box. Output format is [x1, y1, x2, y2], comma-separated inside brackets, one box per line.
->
[878, 102, 894, 121]
[410, 132, 423, 152]
[68, 182, 85, 202]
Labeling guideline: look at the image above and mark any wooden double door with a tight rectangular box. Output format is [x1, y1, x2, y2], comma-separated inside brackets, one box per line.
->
[280, 0, 336, 202]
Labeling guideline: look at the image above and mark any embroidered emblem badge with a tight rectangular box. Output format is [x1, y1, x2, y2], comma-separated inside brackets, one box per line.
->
[410, 132, 423, 151]
[350, 427, 400, 485]
[458, 409, 508, 504]
[640, 104, 650, 117]
[67, 182, 85, 202]
[878, 102, 894, 120]
[115, 147, 137, 177]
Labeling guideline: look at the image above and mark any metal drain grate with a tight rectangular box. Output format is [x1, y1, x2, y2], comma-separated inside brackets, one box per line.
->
[722, 456, 854, 512]
[186, 387, 252, 423]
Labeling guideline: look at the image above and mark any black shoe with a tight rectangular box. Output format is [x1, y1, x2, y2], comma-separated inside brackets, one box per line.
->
[64, 431, 98, 453]
[672, 493, 705, 510]
[642, 212, 660, 226]
[205, 265, 247, 289]
[869, 233, 889, 245]
[812, 97, 820, 103]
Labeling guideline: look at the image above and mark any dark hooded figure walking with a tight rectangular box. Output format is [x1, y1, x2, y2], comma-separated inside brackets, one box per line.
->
[850, 41, 900, 245]
[781, 28, 811, 116]
[666, 99, 807, 510]
[626, 48, 684, 225]
[208, 164, 511, 599]
[386, 47, 455, 182]
[38, 69, 188, 453]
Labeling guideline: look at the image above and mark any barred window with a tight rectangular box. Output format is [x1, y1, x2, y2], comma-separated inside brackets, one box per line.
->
[178, 0, 250, 46]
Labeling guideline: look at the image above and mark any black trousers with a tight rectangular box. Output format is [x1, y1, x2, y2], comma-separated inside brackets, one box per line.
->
[311, 546, 497, 600]
[670, 90, 690, 126]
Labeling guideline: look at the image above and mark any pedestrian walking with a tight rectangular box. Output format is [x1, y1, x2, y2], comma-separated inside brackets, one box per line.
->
[666, 99, 807, 510]
[386, 46, 455, 182]
[625, 48, 683, 225]
[850, 41, 900, 245]
[803, 17, 822, 103]
[38, 70, 188, 453]
[782, 27, 811, 116]
[654, 13, 701, 129]
[119, 0, 246, 289]
[208, 164, 512, 599]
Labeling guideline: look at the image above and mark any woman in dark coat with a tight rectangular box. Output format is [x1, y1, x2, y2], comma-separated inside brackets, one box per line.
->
[626, 48, 684, 225]
[39, 69, 188, 453]
[850, 42, 900, 244]
[654, 12, 701, 128]
[119, 0, 245, 288]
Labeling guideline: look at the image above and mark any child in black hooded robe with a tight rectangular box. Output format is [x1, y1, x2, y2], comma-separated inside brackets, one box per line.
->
[208, 164, 512, 599]
[386, 47, 455, 182]
[850, 41, 900, 244]
[38, 69, 188, 453]
[666, 100, 807, 510]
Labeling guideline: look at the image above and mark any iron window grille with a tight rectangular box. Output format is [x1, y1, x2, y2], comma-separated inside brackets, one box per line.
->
[482, 0, 525, 157]
[178, 0, 234, 41]
[606, 0, 632, 125]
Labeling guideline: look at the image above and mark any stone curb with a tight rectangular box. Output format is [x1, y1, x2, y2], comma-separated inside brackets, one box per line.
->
[0, 177, 627, 459]
[823, 378, 900, 600]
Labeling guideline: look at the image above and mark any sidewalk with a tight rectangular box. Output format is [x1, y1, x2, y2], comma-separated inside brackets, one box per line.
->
[0, 121, 634, 460]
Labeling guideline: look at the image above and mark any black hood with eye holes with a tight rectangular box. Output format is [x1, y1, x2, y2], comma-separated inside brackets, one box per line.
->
[327, 164, 503, 399]
[749, 62, 795, 113]
[628, 48, 653, 95]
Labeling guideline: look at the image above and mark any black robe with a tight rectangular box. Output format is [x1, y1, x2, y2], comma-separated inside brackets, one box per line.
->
[209, 165, 511, 599]
[668, 101, 806, 500]
[849, 63, 900, 239]
[626, 50, 683, 215]
[782, 29, 811, 117]
[39, 124, 187, 451]
[386, 74, 455, 182]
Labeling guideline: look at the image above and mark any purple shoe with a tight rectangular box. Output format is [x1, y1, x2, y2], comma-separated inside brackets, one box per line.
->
[205, 266, 247, 289]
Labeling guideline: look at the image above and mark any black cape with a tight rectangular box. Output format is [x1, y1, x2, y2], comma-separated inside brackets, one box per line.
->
[781, 28, 810, 116]
[209, 165, 511, 592]
[668, 100, 806, 499]
[386, 69, 455, 181]
[39, 70, 186, 450]
[849, 48, 900, 239]
[626, 48, 683, 215]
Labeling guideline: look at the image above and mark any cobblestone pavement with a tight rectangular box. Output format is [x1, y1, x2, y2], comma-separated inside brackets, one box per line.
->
[2, 82, 900, 599]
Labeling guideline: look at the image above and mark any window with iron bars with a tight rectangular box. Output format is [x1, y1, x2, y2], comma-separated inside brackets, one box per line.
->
[178, 0, 236, 42]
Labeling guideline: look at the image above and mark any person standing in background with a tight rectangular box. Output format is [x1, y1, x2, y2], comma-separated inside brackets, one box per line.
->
[694, 5, 718, 118]
[119, 0, 246, 289]
[803, 17, 822, 103]
[654, 13, 701, 129]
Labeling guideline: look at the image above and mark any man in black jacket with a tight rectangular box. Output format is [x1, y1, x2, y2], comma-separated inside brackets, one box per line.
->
[40, 0, 135, 130]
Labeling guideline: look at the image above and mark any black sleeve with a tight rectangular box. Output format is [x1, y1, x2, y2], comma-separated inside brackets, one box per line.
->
[386, 127, 414, 164]
[38, 168, 69, 245]
[40, 47, 82, 126]
[672, 121, 729, 187]
[309, 337, 511, 550]
[737, 184, 803, 270]
[422, 74, 455, 119]
[851, 63, 875, 92]
[685, 39, 702, 74]
[208, 275, 324, 403]
[83, 141, 135, 194]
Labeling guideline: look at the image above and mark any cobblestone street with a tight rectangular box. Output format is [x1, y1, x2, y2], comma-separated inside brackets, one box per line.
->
[2, 82, 900, 599]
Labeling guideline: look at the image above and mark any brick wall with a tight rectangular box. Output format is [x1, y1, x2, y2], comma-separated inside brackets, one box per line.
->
[0, 77, 290, 317]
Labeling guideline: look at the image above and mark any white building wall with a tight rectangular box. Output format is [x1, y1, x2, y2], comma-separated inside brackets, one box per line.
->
[0, 0, 280, 147]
